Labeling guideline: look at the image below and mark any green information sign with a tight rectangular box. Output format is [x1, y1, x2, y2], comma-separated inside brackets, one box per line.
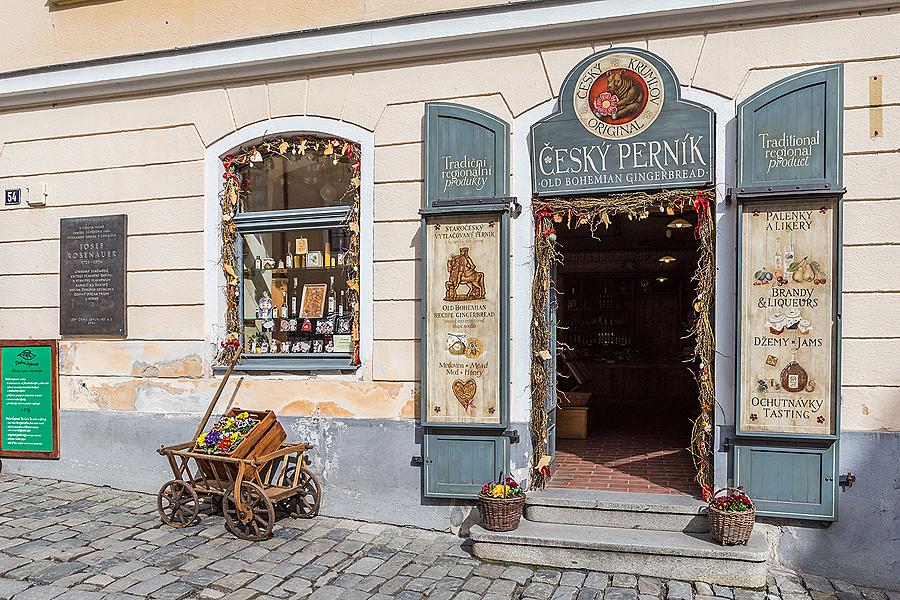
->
[0, 340, 59, 460]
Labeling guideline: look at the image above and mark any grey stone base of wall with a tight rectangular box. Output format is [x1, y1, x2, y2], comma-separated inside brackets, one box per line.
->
[765, 430, 900, 590]
[3, 411, 896, 589]
[0, 410, 531, 532]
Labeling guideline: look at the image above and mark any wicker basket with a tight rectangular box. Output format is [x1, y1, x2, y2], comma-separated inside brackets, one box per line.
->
[708, 487, 756, 545]
[479, 494, 525, 532]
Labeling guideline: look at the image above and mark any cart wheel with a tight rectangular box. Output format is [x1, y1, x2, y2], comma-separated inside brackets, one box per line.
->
[157, 480, 200, 528]
[223, 481, 275, 541]
[287, 466, 321, 519]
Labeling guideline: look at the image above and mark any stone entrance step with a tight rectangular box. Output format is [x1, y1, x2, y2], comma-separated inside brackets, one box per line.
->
[526, 489, 709, 532]
[470, 519, 769, 587]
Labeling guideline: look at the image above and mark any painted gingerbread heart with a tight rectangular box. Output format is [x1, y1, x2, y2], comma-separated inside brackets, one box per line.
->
[452, 378, 477, 410]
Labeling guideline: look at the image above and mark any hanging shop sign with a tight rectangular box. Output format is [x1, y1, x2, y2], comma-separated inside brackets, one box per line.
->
[737, 200, 839, 435]
[424, 103, 510, 207]
[531, 48, 714, 196]
[422, 213, 508, 427]
[0, 340, 60, 460]
[59, 214, 127, 337]
[737, 65, 843, 196]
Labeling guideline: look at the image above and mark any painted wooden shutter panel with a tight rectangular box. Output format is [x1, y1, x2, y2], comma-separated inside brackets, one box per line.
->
[735, 442, 837, 520]
[423, 433, 509, 498]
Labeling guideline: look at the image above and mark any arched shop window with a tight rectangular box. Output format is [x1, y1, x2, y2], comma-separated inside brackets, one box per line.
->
[216, 135, 362, 371]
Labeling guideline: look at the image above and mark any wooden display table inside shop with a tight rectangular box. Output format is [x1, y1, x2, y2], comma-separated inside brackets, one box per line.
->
[557, 392, 592, 439]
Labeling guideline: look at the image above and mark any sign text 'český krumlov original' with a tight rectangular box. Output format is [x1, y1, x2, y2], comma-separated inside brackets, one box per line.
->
[531, 48, 714, 196]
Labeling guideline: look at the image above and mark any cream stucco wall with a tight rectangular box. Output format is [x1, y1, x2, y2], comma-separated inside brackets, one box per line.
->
[1, 0, 530, 74]
[0, 11, 898, 431]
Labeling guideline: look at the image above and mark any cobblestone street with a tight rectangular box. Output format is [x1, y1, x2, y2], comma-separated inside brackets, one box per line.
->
[0, 474, 894, 600]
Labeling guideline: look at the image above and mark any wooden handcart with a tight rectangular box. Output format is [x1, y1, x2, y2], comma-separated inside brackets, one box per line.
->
[156, 350, 321, 540]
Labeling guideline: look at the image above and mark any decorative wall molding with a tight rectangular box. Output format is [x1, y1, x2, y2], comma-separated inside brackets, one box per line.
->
[1, 0, 896, 109]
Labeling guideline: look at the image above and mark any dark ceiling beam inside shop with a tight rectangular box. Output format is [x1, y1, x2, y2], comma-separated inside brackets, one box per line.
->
[0, 0, 896, 109]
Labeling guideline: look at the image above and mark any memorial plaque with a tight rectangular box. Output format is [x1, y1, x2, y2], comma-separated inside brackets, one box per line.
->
[424, 214, 502, 425]
[0, 340, 59, 460]
[60, 215, 127, 337]
[738, 199, 838, 435]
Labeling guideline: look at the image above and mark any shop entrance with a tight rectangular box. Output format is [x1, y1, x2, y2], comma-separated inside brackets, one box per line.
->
[550, 210, 702, 496]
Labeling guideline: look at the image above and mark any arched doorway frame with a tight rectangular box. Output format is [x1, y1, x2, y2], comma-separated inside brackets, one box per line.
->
[509, 86, 735, 491]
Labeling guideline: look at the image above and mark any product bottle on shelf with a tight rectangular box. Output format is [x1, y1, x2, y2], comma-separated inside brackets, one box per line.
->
[291, 278, 298, 317]
[338, 291, 345, 317]
[280, 299, 288, 319]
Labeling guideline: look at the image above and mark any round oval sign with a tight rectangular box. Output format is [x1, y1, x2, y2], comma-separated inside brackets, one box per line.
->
[573, 52, 665, 140]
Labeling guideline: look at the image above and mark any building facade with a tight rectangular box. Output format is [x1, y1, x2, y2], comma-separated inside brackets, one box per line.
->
[0, 0, 898, 589]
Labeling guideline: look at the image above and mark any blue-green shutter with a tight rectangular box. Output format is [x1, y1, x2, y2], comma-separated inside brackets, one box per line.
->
[423, 433, 510, 498]
[735, 443, 836, 520]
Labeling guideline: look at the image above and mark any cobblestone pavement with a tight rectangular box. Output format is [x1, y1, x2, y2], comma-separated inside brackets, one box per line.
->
[0, 474, 895, 600]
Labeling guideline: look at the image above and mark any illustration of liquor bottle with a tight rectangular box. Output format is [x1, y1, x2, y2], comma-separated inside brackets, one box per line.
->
[774, 236, 783, 271]
[784, 235, 795, 266]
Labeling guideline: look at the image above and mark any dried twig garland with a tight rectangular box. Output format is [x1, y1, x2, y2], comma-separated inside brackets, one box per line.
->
[530, 188, 716, 497]
[214, 136, 362, 365]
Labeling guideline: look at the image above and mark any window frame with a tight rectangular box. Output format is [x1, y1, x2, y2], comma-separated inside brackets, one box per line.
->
[229, 137, 361, 373]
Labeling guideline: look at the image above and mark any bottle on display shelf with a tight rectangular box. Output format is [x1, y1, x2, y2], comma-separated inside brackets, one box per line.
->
[254, 256, 262, 270]
[291, 278, 298, 317]
[338, 291, 345, 317]
[280, 300, 288, 319]
[325, 242, 331, 268]
[328, 276, 336, 316]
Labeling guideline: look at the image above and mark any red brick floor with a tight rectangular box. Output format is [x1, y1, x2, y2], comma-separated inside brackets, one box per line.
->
[548, 429, 699, 496]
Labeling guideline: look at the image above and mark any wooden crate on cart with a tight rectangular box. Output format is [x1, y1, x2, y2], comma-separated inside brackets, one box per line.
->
[156, 349, 321, 541]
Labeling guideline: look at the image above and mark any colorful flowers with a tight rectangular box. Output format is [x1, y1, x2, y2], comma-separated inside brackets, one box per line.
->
[195, 411, 258, 455]
[479, 476, 523, 499]
[593, 92, 618, 116]
[710, 489, 754, 513]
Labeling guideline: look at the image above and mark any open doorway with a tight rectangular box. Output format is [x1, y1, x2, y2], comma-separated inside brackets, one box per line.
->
[551, 210, 702, 495]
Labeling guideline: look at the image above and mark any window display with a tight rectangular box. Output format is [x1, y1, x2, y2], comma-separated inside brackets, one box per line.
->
[217, 135, 362, 369]
[242, 223, 354, 359]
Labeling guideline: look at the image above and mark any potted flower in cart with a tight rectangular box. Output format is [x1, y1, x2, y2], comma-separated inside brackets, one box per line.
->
[478, 473, 525, 532]
[707, 487, 756, 545]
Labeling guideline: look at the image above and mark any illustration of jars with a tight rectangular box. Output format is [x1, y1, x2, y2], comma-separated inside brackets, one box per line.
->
[799, 319, 812, 335]
[785, 308, 802, 330]
[767, 312, 786, 335]
[781, 357, 809, 393]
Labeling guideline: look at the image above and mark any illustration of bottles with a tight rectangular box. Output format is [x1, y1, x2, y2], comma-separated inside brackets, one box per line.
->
[780, 351, 809, 393]
[773, 236, 783, 271]
[783, 235, 795, 267]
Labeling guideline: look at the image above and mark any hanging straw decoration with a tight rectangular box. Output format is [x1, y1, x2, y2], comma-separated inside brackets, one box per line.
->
[214, 136, 362, 365]
[529, 188, 716, 496]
